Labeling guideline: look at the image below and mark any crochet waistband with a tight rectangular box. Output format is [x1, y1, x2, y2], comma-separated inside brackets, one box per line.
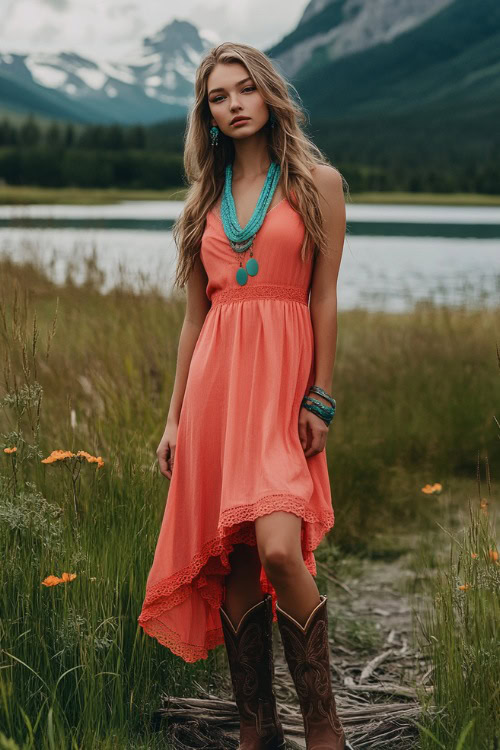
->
[210, 284, 309, 307]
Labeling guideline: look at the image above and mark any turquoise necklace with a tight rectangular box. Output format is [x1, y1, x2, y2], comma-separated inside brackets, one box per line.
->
[220, 160, 281, 285]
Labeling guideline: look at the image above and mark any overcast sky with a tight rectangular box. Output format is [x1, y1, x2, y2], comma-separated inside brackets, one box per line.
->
[0, 0, 309, 60]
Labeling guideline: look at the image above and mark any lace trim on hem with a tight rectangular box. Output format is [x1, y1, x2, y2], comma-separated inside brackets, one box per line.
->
[138, 493, 334, 662]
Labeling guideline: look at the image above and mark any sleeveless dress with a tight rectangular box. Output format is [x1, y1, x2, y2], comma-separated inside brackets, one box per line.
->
[137, 194, 335, 663]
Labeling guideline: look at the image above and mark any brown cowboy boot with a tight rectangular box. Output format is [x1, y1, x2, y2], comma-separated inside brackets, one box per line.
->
[276, 594, 354, 750]
[219, 593, 287, 749]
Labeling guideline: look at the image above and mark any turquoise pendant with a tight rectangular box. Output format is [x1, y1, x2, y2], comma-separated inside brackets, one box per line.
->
[236, 267, 248, 285]
[246, 257, 258, 276]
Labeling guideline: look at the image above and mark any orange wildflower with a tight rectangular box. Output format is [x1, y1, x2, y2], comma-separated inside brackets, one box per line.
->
[458, 583, 471, 591]
[3, 446, 17, 453]
[480, 498, 488, 513]
[471, 552, 478, 559]
[41, 449, 104, 468]
[41, 450, 76, 464]
[76, 450, 104, 468]
[41, 572, 77, 587]
[488, 549, 499, 563]
[421, 482, 442, 494]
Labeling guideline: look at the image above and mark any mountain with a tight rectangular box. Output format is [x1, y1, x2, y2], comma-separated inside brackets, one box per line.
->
[270, 0, 455, 78]
[271, 0, 500, 122]
[0, 19, 214, 124]
[0, 0, 498, 140]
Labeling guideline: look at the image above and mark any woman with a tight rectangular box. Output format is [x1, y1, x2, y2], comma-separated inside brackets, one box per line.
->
[138, 41, 352, 750]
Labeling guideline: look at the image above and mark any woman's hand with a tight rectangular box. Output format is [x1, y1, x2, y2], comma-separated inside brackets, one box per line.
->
[157, 422, 178, 480]
[298, 393, 331, 458]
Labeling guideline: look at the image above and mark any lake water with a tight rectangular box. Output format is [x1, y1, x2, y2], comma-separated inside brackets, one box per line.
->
[0, 201, 498, 312]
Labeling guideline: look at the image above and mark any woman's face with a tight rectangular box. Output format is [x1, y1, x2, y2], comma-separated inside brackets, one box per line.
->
[207, 62, 270, 139]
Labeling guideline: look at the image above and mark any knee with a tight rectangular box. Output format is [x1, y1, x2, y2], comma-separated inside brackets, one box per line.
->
[259, 544, 302, 581]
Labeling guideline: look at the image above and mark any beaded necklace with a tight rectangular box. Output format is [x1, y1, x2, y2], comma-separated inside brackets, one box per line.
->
[220, 160, 281, 285]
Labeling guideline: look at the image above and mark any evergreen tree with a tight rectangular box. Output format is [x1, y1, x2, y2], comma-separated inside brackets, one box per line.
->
[64, 122, 75, 147]
[45, 122, 62, 148]
[19, 114, 41, 146]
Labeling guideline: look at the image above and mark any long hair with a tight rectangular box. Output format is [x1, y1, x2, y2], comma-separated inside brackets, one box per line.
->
[172, 41, 349, 291]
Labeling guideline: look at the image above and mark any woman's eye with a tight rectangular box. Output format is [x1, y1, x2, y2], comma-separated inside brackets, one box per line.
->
[212, 86, 255, 103]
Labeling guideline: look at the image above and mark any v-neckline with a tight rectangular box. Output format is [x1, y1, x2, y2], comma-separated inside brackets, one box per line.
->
[211, 196, 287, 229]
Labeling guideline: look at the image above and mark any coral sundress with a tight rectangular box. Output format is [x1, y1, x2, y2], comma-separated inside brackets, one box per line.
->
[137, 193, 335, 663]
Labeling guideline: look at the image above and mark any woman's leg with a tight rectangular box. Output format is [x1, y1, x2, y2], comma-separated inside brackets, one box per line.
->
[223, 542, 265, 628]
[255, 512, 348, 749]
[255, 511, 321, 626]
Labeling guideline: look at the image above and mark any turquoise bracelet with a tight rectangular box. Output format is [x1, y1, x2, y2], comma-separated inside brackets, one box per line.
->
[300, 385, 336, 427]
[309, 385, 336, 409]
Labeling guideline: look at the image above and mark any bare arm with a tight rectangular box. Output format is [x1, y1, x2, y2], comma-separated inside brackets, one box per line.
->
[298, 165, 346, 458]
[309, 165, 346, 397]
[166, 252, 211, 426]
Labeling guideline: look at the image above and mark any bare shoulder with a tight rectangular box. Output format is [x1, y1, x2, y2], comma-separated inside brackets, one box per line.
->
[310, 164, 344, 196]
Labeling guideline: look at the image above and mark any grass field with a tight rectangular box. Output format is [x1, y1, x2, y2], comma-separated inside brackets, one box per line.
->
[0, 184, 499, 205]
[0, 249, 498, 748]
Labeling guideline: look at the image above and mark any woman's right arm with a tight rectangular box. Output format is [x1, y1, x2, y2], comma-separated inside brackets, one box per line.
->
[157, 252, 211, 479]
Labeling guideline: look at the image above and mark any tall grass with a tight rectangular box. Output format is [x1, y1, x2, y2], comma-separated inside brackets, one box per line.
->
[0, 251, 498, 747]
[0, 258, 224, 748]
[411, 469, 499, 749]
[409, 344, 500, 749]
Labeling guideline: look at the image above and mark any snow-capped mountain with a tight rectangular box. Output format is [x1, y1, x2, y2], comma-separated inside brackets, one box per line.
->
[275, 0, 456, 77]
[1, 0, 498, 130]
[0, 19, 215, 124]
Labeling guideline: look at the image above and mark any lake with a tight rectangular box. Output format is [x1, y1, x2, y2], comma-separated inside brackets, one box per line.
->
[0, 201, 498, 312]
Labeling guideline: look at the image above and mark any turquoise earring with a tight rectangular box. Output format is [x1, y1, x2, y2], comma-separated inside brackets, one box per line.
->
[210, 124, 219, 146]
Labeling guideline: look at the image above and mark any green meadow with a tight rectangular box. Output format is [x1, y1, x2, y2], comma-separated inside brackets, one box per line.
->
[0, 249, 498, 749]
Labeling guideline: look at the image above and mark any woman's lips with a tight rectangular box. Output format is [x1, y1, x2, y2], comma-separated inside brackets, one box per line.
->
[231, 118, 250, 126]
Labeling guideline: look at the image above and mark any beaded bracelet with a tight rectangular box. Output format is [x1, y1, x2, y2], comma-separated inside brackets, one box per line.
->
[300, 385, 336, 427]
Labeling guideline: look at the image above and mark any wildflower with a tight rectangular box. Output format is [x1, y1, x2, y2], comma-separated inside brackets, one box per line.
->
[76, 450, 104, 468]
[41, 449, 104, 468]
[458, 583, 471, 591]
[471, 552, 478, 559]
[488, 549, 499, 563]
[42, 572, 77, 587]
[41, 450, 76, 464]
[421, 482, 442, 494]
[480, 498, 488, 513]
[3, 446, 17, 454]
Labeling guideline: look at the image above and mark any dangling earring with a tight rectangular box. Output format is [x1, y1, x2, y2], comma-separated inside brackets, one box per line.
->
[210, 124, 219, 146]
[269, 108, 276, 128]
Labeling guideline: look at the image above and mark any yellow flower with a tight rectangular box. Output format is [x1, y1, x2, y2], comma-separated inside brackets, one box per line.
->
[3, 446, 17, 453]
[41, 572, 77, 586]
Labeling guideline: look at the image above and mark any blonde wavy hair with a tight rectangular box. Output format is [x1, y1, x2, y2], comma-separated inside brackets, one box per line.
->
[172, 41, 349, 291]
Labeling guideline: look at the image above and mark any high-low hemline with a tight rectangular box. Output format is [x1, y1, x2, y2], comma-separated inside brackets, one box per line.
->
[138, 492, 334, 663]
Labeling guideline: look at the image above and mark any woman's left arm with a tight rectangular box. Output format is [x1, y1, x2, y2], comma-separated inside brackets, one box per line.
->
[300, 165, 346, 458]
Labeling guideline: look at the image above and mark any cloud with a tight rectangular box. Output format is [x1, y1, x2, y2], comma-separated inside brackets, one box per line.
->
[0, 0, 307, 59]
[41, 0, 70, 10]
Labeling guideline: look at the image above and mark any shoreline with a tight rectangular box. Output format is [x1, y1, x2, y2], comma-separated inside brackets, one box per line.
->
[0, 185, 499, 206]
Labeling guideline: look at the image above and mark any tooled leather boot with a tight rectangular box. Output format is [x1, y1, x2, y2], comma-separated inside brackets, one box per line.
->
[276, 594, 354, 750]
[219, 593, 287, 749]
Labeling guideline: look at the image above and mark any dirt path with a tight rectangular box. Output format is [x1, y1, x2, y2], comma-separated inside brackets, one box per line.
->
[269, 550, 431, 749]
[160, 543, 434, 749]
